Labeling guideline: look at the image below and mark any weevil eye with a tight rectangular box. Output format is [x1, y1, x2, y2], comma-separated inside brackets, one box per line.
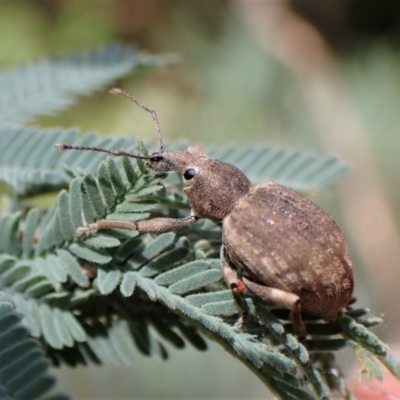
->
[183, 168, 196, 180]
[150, 155, 163, 162]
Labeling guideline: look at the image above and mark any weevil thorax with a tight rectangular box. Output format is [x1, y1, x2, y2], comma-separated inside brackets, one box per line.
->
[147, 146, 252, 223]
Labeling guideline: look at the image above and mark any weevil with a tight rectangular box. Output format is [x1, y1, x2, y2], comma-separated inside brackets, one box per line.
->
[56, 88, 354, 338]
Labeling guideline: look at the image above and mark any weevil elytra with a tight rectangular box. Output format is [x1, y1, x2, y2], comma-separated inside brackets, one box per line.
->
[56, 88, 354, 338]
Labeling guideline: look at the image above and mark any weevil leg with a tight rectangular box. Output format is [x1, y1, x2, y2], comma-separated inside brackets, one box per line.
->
[242, 277, 307, 339]
[220, 245, 249, 329]
[76, 216, 199, 237]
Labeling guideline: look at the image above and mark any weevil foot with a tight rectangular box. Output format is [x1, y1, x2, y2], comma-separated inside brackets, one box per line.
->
[234, 316, 247, 331]
[75, 223, 98, 238]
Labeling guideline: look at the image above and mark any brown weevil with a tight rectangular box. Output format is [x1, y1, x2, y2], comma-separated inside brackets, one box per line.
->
[56, 88, 354, 338]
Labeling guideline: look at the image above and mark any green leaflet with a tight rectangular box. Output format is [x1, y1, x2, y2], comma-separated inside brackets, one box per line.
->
[12, 295, 41, 338]
[12, 274, 52, 296]
[106, 158, 125, 198]
[114, 237, 143, 264]
[128, 184, 164, 198]
[56, 249, 89, 287]
[337, 314, 388, 356]
[115, 201, 158, 213]
[154, 260, 210, 286]
[82, 174, 107, 218]
[0, 212, 21, 256]
[83, 235, 121, 249]
[44, 255, 68, 285]
[56, 191, 75, 241]
[168, 269, 222, 295]
[22, 208, 39, 258]
[98, 161, 117, 211]
[202, 300, 238, 316]
[139, 247, 191, 278]
[53, 309, 74, 348]
[68, 243, 111, 265]
[39, 304, 63, 349]
[1, 264, 31, 287]
[0, 255, 16, 275]
[186, 290, 232, 307]
[107, 320, 138, 365]
[80, 179, 97, 225]
[97, 268, 122, 295]
[141, 232, 175, 259]
[120, 272, 137, 297]
[121, 156, 137, 185]
[69, 178, 85, 230]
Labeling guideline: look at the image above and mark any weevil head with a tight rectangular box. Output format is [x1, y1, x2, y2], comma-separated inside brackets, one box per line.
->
[147, 146, 252, 223]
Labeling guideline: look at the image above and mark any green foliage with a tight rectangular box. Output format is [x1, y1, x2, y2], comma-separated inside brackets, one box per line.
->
[0, 294, 69, 400]
[0, 128, 350, 198]
[0, 43, 173, 126]
[0, 45, 399, 400]
[206, 143, 350, 191]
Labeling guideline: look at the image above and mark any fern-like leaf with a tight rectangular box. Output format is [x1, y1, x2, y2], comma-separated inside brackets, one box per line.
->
[207, 143, 350, 191]
[0, 128, 350, 198]
[0, 44, 174, 125]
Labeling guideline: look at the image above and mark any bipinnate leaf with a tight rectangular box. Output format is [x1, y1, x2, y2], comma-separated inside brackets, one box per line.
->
[208, 144, 350, 192]
[0, 44, 172, 124]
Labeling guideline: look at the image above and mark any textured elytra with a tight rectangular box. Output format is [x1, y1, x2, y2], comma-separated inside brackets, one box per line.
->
[223, 182, 353, 321]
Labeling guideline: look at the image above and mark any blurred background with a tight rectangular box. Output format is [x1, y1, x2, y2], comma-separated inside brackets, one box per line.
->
[2, 0, 400, 398]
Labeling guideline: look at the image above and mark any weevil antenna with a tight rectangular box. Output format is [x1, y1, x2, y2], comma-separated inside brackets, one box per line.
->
[110, 88, 164, 153]
[54, 144, 152, 160]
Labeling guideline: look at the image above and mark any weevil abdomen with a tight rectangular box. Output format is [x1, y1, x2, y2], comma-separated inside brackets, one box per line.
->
[222, 182, 353, 321]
